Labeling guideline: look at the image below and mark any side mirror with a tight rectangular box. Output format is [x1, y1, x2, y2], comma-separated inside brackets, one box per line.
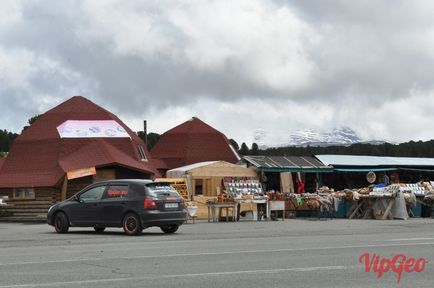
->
[73, 195, 81, 202]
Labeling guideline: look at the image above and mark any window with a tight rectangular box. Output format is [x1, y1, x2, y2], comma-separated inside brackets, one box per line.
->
[104, 185, 129, 199]
[137, 145, 147, 161]
[13, 188, 35, 199]
[146, 184, 180, 199]
[194, 179, 203, 195]
[79, 186, 106, 201]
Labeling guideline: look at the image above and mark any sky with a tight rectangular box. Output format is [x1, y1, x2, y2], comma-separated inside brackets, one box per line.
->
[1, 0, 434, 147]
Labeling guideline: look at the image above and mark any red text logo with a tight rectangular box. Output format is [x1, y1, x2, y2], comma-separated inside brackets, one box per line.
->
[359, 252, 428, 283]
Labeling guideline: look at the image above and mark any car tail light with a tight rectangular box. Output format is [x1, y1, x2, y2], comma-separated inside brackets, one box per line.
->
[144, 198, 157, 209]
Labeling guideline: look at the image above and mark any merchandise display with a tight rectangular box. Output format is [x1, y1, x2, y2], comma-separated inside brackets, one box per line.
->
[204, 179, 433, 222]
[225, 180, 264, 200]
[399, 183, 426, 196]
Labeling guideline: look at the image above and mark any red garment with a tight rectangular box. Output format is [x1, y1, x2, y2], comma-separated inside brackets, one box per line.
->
[297, 181, 305, 194]
[296, 172, 305, 194]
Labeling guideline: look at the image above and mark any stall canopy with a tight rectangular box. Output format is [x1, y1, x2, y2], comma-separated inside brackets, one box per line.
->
[166, 161, 257, 178]
[241, 156, 333, 173]
[316, 154, 434, 172]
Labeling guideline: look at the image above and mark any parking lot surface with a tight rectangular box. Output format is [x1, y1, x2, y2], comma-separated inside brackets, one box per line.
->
[0, 219, 433, 287]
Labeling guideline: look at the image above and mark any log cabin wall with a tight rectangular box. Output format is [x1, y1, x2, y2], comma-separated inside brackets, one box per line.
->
[0, 187, 58, 222]
[66, 176, 93, 199]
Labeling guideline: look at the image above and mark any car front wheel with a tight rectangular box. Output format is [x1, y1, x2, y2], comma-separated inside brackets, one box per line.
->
[160, 224, 179, 234]
[122, 213, 142, 236]
[54, 212, 69, 233]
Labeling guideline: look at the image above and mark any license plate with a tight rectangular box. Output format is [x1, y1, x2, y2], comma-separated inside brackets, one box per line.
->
[165, 203, 178, 209]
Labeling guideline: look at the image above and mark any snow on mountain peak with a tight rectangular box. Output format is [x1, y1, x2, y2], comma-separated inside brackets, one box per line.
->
[288, 127, 361, 147]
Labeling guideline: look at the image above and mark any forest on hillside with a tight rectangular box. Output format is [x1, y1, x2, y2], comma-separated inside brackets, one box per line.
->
[253, 140, 434, 158]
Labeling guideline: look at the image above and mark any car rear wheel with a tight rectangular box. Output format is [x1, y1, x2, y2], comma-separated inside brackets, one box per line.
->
[160, 224, 179, 234]
[123, 213, 142, 236]
[54, 212, 69, 233]
[94, 227, 105, 233]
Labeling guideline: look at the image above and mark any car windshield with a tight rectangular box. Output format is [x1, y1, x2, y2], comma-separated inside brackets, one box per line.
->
[146, 184, 180, 199]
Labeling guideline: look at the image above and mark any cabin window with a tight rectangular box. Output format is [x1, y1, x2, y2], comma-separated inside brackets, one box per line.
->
[13, 188, 35, 200]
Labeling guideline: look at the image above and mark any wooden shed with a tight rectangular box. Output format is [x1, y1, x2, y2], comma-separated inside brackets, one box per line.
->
[166, 161, 257, 197]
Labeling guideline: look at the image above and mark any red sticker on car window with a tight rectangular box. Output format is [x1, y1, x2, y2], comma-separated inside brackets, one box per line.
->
[107, 189, 128, 197]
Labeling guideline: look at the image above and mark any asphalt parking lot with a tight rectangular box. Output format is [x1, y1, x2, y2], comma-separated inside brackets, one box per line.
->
[0, 218, 434, 288]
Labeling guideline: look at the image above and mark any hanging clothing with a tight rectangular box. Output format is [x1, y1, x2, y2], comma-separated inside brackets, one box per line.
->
[296, 172, 305, 194]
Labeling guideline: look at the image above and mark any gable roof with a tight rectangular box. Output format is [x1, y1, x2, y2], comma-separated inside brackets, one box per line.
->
[151, 117, 240, 169]
[0, 96, 157, 188]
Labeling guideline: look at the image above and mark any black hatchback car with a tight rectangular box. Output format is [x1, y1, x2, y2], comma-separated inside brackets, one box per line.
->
[47, 179, 187, 235]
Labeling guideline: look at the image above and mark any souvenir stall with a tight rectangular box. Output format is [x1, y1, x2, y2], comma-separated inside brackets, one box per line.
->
[398, 181, 434, 217]
[165, 161, 258, 220]
[240, 155, 333, 219]
[277, 187, 342, 219]
[315, 154, 434, 205]
[345, 185, 407, 220]
[225, 180, 270, 221]
[329, 182, 434, 220]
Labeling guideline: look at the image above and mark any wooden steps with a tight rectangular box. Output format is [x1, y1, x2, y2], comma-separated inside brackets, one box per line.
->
[0, 199, 53, 223]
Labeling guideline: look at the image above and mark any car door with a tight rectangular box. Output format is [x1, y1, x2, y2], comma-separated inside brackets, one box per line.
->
[68, 185, 107, 226]
[99, 184, 130, 226]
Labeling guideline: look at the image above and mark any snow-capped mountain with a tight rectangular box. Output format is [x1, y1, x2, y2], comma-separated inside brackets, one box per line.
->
[288, 127, 361, 147]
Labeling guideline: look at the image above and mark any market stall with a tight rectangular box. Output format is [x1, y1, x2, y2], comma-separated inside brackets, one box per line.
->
[165, 161, 258, 220]
[166, 161, 257, 197]
[241, 155, 333, 193]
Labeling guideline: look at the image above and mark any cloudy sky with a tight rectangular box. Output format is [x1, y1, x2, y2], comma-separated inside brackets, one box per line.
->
[1, 0, 434, 146]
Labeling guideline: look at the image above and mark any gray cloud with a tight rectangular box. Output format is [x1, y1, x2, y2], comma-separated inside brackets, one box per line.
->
[1, 0, 434, 145]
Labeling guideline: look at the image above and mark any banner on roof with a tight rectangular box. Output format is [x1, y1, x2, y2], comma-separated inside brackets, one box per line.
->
[67, 167, 97, 180]
[57, 120, 130, 138]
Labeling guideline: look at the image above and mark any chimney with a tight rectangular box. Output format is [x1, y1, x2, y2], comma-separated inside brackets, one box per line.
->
[143, 120, 147, 145]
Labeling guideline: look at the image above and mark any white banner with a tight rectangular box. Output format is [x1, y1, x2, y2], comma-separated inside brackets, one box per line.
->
[57, 120, 130, 138]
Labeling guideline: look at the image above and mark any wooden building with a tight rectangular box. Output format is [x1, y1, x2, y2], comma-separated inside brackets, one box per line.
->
[0, 96, 158, 221]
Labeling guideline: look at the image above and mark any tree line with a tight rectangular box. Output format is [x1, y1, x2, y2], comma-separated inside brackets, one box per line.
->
[247, 140, 434, 158]
[2, 119, 434, 159]
[227, 138, 434, 158]
[0, 130, 19, 154]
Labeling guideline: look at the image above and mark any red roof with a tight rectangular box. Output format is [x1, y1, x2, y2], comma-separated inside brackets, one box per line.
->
[151, 117, 240, 170]
[0, 158, 5, 171]
[0, 96, 157, 188]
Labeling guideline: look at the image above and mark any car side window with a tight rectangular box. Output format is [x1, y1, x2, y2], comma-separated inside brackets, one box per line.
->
[79, 186, 106, 201]
[103, 185, 129, 199]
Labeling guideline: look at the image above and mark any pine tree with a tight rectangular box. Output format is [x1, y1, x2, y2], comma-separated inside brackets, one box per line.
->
[239, 142, 249, 155]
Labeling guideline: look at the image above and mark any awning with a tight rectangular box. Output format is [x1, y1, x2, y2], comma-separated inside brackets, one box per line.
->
[242, 156, 333, 173]
[334, 168, 398, 172]
[316, 154, 434, 167]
